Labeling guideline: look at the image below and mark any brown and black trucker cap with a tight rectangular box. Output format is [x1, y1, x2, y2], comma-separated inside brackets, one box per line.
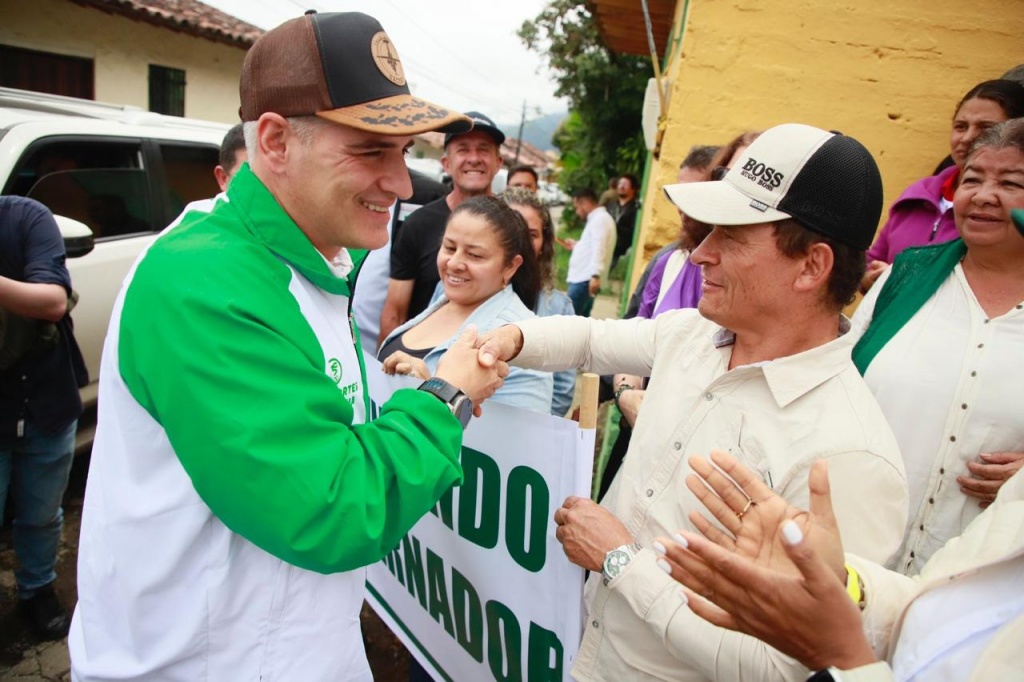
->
[239, 11, 472, 136]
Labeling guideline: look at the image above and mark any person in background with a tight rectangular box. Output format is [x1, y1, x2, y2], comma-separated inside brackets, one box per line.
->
[598, 176, 619, 210]
[656, 448, 1024, 682]
[213, 123, 247, 191]
[619, 145, 720, 321]
[850, 118, 1024, 575]
[380, 112, 506, 345]
[503, 187, 576, 416]
[380, 195, 552, 414]
[0, 196, 88, 640]
[597, 145, 720, 498]
[610, 173, 640, 268]
[476, 123, 908, 682]
[861, 79, 1024, 292]
[507, 165, 539, 193]
[564, 187, 616, 317]
[68, 13, 507, 681]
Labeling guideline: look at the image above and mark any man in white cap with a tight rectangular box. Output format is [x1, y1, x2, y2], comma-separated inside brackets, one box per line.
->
[477, 123, 909, 681]
[69, 12, 506, 681]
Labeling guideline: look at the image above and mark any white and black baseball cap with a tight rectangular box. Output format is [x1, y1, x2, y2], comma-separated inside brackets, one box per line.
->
[663, 123, 883, 250]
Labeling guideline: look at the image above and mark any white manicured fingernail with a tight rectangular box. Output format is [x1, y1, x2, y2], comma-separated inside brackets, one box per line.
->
[679, 590, 688, 605]
[652, 541, 667, 556]
[672, 533, 688, 549]
[656, 559, 672, 575]
[781, 520, 804, 546]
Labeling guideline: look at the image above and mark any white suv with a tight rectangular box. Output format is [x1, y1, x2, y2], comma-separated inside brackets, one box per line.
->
[0, 87, 230, 449]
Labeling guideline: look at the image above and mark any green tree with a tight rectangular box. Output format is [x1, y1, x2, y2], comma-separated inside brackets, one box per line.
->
[519, 0, 649, 198]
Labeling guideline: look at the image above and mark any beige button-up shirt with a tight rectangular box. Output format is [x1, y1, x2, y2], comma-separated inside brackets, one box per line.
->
[514, 310, 908, 682]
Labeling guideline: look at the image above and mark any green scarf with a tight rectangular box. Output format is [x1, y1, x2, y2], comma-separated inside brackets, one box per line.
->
[852, 238, 967, 374]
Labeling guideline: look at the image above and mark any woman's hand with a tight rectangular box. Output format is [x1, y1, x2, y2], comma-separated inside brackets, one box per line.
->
[653, 450, 873, 671]
[682, 451, 845, 582]
[381, 351, 431, 381]
[655, 520, 875, 671]
[959, 451, 1024, 508]
[859, 260, 887, 294]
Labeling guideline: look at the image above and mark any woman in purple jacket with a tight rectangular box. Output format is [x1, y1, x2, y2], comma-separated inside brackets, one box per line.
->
[861, 79, 1024, 292]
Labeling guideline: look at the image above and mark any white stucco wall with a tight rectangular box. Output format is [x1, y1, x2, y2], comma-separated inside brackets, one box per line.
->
[0, 0, 249, 123]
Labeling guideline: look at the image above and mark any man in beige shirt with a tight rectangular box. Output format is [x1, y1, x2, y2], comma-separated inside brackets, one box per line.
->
[477, 123, 909, 682]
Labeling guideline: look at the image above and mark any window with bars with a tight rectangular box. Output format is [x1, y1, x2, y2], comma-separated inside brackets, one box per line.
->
[148, 64, 185, 117]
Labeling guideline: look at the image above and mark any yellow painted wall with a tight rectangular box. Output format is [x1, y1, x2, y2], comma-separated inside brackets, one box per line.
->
[0, 0, 247, 123]
[633, 0, 1024, 292]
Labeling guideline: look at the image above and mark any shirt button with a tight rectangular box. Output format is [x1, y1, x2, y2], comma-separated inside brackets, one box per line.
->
[673, 442, 681, 451]
[929, 497, 935, 504]
[646, 489, 654, 498]
[970, 370, 977, 377]
[950, 435, 957, 442]
[1017, 304, 1023, 310]
[939, 467, 945, 475]
[961, 403, 967, 410]
[977, 343, 984, 349]
[592, 620, 600, 628]
[984, 318, 990, 324]
[704, 392, 714, 401]
[919, 524, 924, 531]
[910, 551, 916, 558]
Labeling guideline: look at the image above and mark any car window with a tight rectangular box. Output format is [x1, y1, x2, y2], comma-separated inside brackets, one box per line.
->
[158, 143, 219, 222]
[5, 137, 151, 239]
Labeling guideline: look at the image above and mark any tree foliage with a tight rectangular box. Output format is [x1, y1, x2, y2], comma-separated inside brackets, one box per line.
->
[519, 0, 650, 196]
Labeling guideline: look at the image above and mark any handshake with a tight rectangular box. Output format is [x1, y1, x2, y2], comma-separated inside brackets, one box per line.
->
[381, 324, 526, 418]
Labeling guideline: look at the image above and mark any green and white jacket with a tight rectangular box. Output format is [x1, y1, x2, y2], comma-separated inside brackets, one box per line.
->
[69, 166, 464, 681]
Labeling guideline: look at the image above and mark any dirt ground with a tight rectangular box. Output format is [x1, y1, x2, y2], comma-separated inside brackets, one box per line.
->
[0, 455, 415, 679]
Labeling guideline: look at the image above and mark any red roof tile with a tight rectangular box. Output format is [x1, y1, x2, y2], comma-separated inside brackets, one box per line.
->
[67, 0, 263, 49]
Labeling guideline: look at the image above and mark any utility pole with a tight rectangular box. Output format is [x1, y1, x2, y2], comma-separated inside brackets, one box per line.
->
[513, 100, 526, 165]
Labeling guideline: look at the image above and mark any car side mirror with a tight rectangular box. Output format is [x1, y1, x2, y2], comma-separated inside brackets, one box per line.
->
[55, 214, 95, 258]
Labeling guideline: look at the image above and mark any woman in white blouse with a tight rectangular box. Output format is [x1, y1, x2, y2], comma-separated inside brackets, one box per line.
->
[851, 117, 1024, 575]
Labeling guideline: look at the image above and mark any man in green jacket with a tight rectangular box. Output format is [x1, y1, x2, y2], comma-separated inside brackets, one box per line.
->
[69, 12, 505, 681]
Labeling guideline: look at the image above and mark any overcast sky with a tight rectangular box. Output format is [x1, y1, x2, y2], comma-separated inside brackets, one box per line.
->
[201, 0, 568, 126]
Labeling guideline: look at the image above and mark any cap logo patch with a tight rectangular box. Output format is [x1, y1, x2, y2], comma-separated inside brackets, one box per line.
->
[740, 158, 784, 191]
[749, 199, 769, 212]
[370, 32, 406, 86]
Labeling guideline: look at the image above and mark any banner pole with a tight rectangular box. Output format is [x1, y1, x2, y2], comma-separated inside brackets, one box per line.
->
[577, 372, 600, 430]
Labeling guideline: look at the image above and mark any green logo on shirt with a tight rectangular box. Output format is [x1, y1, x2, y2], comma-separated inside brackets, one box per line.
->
[328, 358, 343, 384]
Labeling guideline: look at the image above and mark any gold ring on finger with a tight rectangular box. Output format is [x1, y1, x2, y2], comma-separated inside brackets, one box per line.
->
[736, 498, 755, 521]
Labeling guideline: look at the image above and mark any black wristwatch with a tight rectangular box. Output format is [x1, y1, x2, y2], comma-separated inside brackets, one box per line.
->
[418, 378, 474, 429]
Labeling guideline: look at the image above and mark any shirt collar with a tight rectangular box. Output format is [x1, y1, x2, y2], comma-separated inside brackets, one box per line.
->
[716, 316, 855, 408]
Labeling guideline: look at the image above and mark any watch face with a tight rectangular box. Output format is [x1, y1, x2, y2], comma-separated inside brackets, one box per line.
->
[604, 549, 631, 579]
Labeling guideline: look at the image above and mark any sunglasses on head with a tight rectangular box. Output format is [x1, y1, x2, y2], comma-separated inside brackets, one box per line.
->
[711, 166, 729, 181]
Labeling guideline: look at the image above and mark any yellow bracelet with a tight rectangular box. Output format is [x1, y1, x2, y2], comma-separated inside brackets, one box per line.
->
[845, 563, 866, 611]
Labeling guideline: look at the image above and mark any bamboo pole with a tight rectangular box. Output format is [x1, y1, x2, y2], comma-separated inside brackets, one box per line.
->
[577, 372, 600, 430]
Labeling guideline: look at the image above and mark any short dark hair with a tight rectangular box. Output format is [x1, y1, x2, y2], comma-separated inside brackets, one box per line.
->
[508, 165, 539, 184]
[572, 187, 597, 202]
[680, 145, 721, 171]
[618, 174, 640, 191]
[219, 123, 246, 171]
[449, 195, 542, 310]
[954, 79, 1024, 120]
[772, 219, 865, 311]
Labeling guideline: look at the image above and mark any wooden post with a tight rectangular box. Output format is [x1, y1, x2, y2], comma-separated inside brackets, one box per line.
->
[577, 372, 600, 430]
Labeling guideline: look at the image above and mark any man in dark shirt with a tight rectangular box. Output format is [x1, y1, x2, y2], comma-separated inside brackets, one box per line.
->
[611, 173, 640, 268]
[378, 111, 505, 345]
[0, 196, 87, 640]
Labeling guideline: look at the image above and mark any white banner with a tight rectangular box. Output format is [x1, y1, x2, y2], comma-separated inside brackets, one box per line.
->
[364, 355, 593, 682]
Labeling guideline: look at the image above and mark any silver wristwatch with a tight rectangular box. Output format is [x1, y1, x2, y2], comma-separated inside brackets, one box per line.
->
[602, 543, 641, 585]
